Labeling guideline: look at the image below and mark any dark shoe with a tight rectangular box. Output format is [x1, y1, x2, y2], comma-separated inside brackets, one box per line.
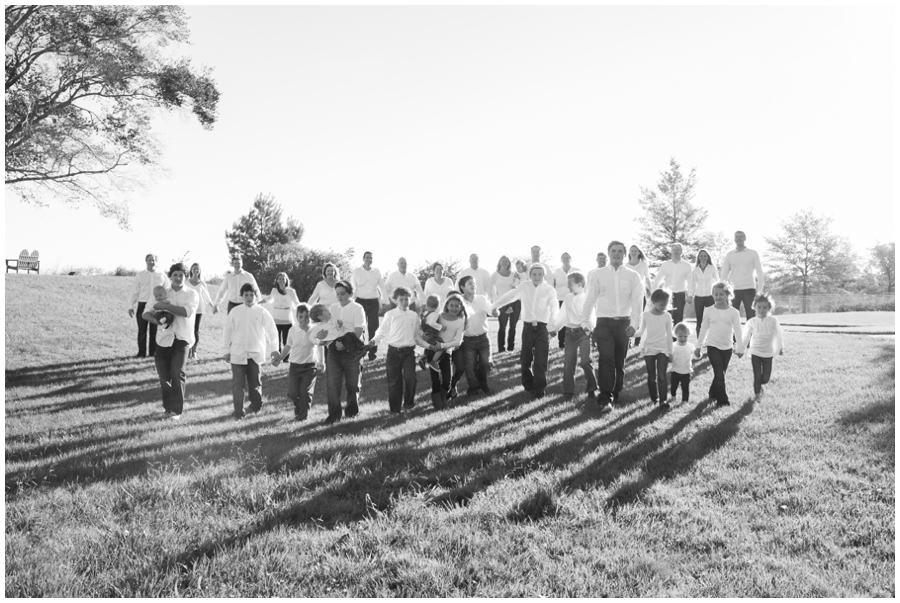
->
[402, 402, 415, 409]
[367, 352, 377, 361]
[294, 415, 307, 422]
[344, 412, 358, 420]
[232, 412, 244, 420]
[466, 388, 482, 397]
[447, 387, 458, 400]
[660, 401, 671, 409]
[531, 392, 545, 401]
[651, 398, 659, 405]
[136, 352, 147, 358]
[586, 392, 597, 403]
[599, 402, 613, 415]
[498, 346, 506, 353]
[563, 394, 574, 402]
[481, 386, 492, 396]
[613, 393, 620, 405]
[716, 399, 731, 406]
[508, 346, 515, 353]
[244, 406, 261, 415]
[324, 416, 340, 425]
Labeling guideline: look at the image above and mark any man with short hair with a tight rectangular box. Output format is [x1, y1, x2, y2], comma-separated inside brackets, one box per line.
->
[458, 253, 492, 299]
[583, 241, 644, 413]
[383, 257, 425, 311]
[127, 253, 170, 358]
[350, 250, 385, 360]
[527, 245, 553, 280]
[213, 253, 259, 314]
[721, 231, 765, 320]
[325, 280, 368, 424]
[552, 252, 579, 349]
[653, 243, 693, 326]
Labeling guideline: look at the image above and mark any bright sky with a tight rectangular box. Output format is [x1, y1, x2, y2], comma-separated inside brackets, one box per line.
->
[5, 5, 896, 277]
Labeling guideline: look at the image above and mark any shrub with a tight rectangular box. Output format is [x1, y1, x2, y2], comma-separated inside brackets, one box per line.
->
[834, 301, 895, 312]
[111, 266, 136, 277]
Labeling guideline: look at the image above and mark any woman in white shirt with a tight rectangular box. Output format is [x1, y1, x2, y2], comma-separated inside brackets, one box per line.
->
[423, 262, 456, 306]
[628, 245, 653, 347]
[427, 294, 467, 409]
[187, 262, 215, 359]
[691, 249, 720, 337]
[307, 263, 340, 307]
[490, 255, 521, 353]
[260, 272, 301, 351]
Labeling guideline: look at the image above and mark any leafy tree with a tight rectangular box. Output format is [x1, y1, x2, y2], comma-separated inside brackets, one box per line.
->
[254, 242, 354, 302]
[870, 242, 895, 293]
[413, 257, 463, 290]
[224, 193, 304, 276]
[5, 5, 219, 227]
[764, 208, 858, 308]
[698, 230, 732, 270]
[635, 158, 709, 264]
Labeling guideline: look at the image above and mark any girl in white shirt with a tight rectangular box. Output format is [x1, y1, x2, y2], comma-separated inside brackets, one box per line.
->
[695, 282, 745, 406]
[260, 272, 301, 352]
[427, 294, 467, 409]
[491, 255, 522, 353]
[307, 263, 340, 307]
[691, 249, 720, 337]
[741, 293, 785, 402]
[634, 287, 674, 407]
[628, 245, 653, 348]
[187, 262, 215, 359]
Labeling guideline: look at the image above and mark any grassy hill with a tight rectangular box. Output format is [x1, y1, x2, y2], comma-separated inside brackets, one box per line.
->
[5, 275, 895, 596]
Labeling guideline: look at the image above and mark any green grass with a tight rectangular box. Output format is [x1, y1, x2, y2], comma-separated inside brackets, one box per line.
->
[5, 275, 895, 596]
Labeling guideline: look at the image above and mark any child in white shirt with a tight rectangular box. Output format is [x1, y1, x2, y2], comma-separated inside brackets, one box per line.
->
[695, 282, 745, 406]
[420, 294, 447, 372]
[634, 287, 674, 408]
[741, 292, 785, 402]
[670, 322, 695, 403]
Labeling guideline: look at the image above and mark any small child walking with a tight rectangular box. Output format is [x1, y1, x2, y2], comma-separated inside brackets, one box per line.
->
[670, 322, 695, 403]
[741, 292, 784, 402]
[420, 294, 447, 372]
[634, 287, 674, 408]
[695, 282, 745, 406]
[273, 304, 325, 421]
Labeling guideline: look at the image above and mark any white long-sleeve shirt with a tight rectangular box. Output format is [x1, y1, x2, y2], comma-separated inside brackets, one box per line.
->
[553, 266, 580, 301]
[371, 307, 429, 348]
[582, 264, 644, 329]
[262, 287, 301, 324]
[350, 266, 385, 300]
[462, 295, 493, 336]
[493, 280, 559, 324]
[424, 277, 457, 304]
[436, 314, 466, 350]
[721, 248, 765, 291]
[223, 302, 278, 365]
[213, 271, 259, 306]
[383, 271, 424, 304]
[186, 279, 213, 314]
[458, 267, 492, 297]
[742, 315, 784, 358]
[489, 271, 518, 302]
[697, 306, 746, 354]
[147, 286, 199, 348]
[549, 291, 595, 333]
[653, 259, 693, 295]
[307, 281, 338, 307]
[128, 269, 170, 310]
[691, 264, 720, 297]
[634, 310, 674, 356]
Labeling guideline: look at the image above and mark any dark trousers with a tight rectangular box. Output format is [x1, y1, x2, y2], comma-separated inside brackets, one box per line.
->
[643, 353, 669, 402]
[707, 347, 733, 403]
[670, 372, 691, 402]
[693, 296, 714, 337]
[358, 297, 380, 358]
[634, 297, 647, 347]
[386, 345, 417, 411]
[326, 348, 361, 421]
[497, 300, 521, 352]
[276, 323, 291, 352]
[751, 355, 773, 395]
[288, 362, 317, 419]
[154, 338, 188, 414]
[670, 292, 686, 327]
[449, 348, 466, 394]
[191, 313, 203, 354]
[231, 358, 262, 415]
[521, 322, 550, 396]
[732, 288, 757, 320]
[557, 301, 566, 348]
[428, 349, 453, 395]
[463, 333, 491, 393]
[563, 327, 596, 395]
[227, 301, 240, 313]
[136, 301, 158, 356]
[594, 318, 631, 402]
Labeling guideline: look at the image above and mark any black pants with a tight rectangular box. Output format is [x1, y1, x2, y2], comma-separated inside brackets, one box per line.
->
[732, 288, 757, 320]
[669, 291, 686, 327]
[231, 358, 262, 415]
[751, 355, 773, 395]
[449, 348, 466, 394]
[707, 347, 733, 403]
[276, 323, 291, 352]
[191, 313, 203, 353]
[634, 297, 647, 347]
[462, 333, 491, 394]
[557, 301, 566, 348]
[357, 297, 380, 358]
[497, 300, 521, 352]
[521, 322, 549, 396]
[670, 371, 690, 402]
[693, 296, 714, 337]
[386, 345, 417, 411]
[136, 301, 158, 356]
[643, 353, 669, 402]
[428, 349, 453, 394]
[154, 338, 188, 414]
[594, 318, 630, 402]
[288, 362, 317, 419]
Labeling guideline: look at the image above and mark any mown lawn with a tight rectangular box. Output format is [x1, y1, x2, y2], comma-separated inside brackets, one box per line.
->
[5, 275, 895, 596]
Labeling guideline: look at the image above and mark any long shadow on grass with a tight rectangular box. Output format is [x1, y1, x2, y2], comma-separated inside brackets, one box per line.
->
[837, 340, 894, 461]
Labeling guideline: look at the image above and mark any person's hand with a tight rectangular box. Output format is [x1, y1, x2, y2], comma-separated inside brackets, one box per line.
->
[667, 354, 673, 362]
[315, 364, 325, 376]
[440, 325, 447, 332]
[127, 308, 135, 318]
[583, 327, 592, 336]
[625, 325, 636, 337]
[491, 308, 499, 317]
[335, 341, 346, 351]
[336, 320, 344, 328]
[505, 307, 513, 315]
[316, 330, 328, 340]
[270, 351, 281, 365]
[693, 349, 702, 359]
[212, 306, 218, 315]
[549, 330, 557, 338]
[223, 353, 231, 362]
[686, 295, 693, 304]
[735, 352, 744, 359]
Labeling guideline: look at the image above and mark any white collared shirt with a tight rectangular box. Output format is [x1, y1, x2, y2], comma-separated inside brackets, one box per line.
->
[489, 271, 518, 301]
[721, 248, 765, 291]
[383, 271, 424, 303]
[351, 266, 385, 300]
[552, 266, 580, 300]
[328, 300, 367, 342]
[493, 279, 559, 324]
[692, 264, 721, 297]
[582, 264, 644, 329]
[223, 302, 279, 365]
[152, 286, 199, 348]
[128, 269, 170, 310]
[424, 277, 457, 305]
[653, 259, 693, 294]
[285, 324, 321, 365]
[213, 271, 259, 306]
[186, 280, 214, 314]
[549, 291, 595, 332]
[462, 294, 493, 336]
[308, 281, 338, 307]
[371, 307, 428, 348]
[458, 267, 492, 298]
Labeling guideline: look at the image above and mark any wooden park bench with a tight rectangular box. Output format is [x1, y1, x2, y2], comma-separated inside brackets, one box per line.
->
[6, 249, 40, 274]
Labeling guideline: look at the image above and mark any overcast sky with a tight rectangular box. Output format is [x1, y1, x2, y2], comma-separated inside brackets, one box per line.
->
[5, 5, 896, 276]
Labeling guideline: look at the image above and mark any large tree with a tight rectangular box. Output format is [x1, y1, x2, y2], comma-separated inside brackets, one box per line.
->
[764, 208, 858, 308]
[870, 242, 895, 293]
[5, 5, 219, 227]
[225, 193, 304, 276]
[635, 158, 709, 264]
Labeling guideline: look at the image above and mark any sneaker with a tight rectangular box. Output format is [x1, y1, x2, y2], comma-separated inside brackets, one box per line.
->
[428, 361, 440, 373]
[168, 413, 182, 420]
[481, 386, 492, 396]
[599, 402, 613, 415]
[402, 402, 415, 409]
[244, 406, 261, 415]
[660, 400, 670, 409]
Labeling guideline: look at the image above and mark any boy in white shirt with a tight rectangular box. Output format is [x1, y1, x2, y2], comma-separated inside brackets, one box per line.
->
[549, 271, 597, 403]
[670, 322, 696, 403]
[273, 304, 324, 421]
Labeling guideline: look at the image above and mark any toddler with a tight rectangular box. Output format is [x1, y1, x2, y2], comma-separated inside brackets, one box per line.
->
[634, 287, 674, 407]
[741, 292, 784, 402]
[670, 322, 695, 403]
[695, 282, 745, 406]
[308, 303, 367, 360]
[150, 285, 175, 329]
[420, 294, 447, 372]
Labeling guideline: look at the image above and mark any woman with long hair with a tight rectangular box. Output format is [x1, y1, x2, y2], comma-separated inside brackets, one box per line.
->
[627, 245, 653, 347]
[489, 255, 521, 353]
[186, 262, 215, 359]
[308, 263, 340, 307]
[260, 272, 301, 351]
[691, 248, 720, 337]
[426, 293, 467, 409]
[423, 262, 456, 305]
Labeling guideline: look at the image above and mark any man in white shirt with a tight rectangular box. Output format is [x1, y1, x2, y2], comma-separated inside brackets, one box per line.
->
[458, 254, 492, 300]
[583, 241, 644, 413]
[527, 245, 553, 282]
[223, 283, 280, 419]
[213, 253, 259, 314]
[127, 253, 170, 358]
[493, 264, 559, 400]
[552, 252, 579, 350]
[350, 250, 385, 360]
[325, 280, 368, 424]
[721, 230, 766, 321]
[383, 257, 425, 311]
[653, 243, 693, 326]
[142, 263, 198, 419]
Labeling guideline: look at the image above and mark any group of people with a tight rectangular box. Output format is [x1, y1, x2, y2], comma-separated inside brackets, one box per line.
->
[127, 232, 781, 423]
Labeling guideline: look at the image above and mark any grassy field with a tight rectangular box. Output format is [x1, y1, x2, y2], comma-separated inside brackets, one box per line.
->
[5, 275, 895, 596]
